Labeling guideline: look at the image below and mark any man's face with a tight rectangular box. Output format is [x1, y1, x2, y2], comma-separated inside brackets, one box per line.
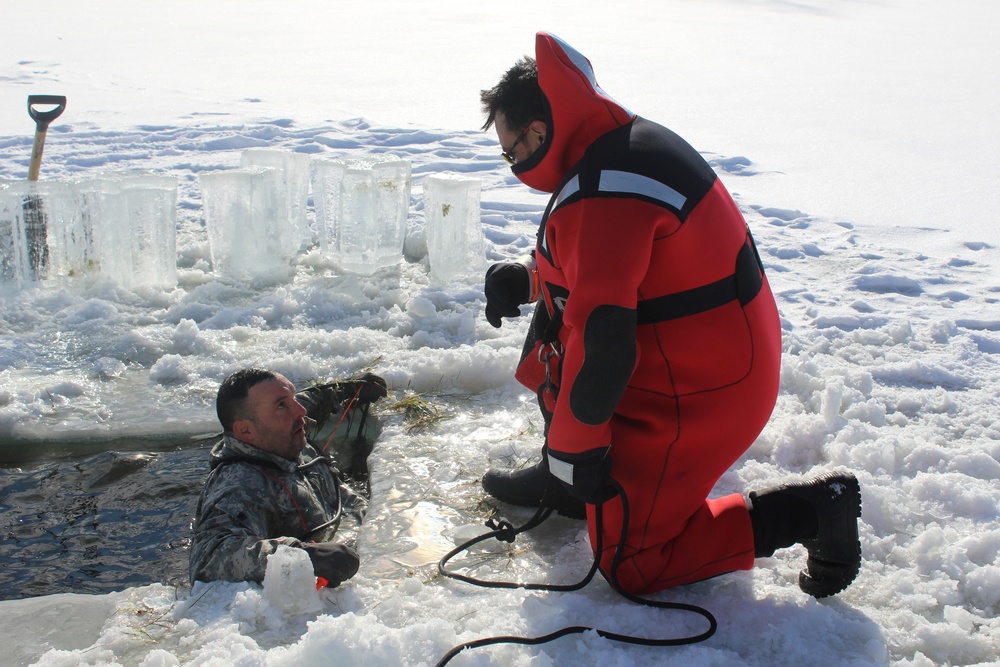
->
[239, 375, 308, 460]
[495, 111, 545, 166]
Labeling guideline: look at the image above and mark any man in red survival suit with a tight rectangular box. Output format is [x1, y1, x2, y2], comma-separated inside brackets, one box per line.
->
[479, 32, 862, 598]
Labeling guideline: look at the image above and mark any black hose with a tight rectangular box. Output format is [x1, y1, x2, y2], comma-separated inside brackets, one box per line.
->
[434, 479, 716, 665]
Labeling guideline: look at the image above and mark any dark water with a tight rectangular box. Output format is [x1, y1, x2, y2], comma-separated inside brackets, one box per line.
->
[0, 437, 216, 600]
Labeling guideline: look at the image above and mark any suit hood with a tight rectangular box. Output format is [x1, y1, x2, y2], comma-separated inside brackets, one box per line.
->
[511, 32, 636, 193]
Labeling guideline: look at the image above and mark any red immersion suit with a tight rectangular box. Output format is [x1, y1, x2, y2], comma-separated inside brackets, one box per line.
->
[511, 33, 782, 594]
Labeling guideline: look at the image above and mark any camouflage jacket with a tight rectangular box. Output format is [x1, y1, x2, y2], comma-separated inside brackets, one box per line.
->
[188, 434, 368, 584]
[189, 379, 381, 584]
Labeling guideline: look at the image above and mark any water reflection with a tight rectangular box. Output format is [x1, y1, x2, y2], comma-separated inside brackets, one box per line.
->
[0, 442, 208, 599]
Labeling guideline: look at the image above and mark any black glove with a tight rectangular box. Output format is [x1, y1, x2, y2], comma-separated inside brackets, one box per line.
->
[546, 446, 617, 505]
[484, 262, 531, 328]
[300, 542, 360, 587]
[346, 372, 388, 403]
[300, 373, 387, 424]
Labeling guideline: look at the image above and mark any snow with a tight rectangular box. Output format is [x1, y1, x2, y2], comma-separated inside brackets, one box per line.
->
[2, 0, 1000, 665]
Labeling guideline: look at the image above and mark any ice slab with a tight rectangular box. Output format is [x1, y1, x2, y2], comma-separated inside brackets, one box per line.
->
[0, 180, 44, 288]
[422, 173, 486, 283]
[1, 173, 178, 290]
[240, 148, 314, 252]
[0, 591, 123, 665]
[312, 156, 412, 275]
[200, 166, 297, 283]
[263, 545, 324, 615]
[113, 172, 179, 288]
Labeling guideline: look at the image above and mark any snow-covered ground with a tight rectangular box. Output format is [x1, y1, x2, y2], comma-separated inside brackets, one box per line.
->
[1, 1, 999, 665]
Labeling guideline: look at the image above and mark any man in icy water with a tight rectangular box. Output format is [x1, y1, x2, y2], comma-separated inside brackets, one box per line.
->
[478, 32, 863, 598]
[189, 368, 386, 587]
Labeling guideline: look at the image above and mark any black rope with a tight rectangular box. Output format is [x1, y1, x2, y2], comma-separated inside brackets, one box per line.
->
[434, 626, 612, 667]
[303, 480, 343, 539]
[600, 480, 718, 645]
[434, 480, 716, 666]
[438, 504, 600, 592]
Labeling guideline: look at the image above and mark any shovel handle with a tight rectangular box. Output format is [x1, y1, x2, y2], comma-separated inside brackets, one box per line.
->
[28, 95, 67, 131]
[27, 95, 66, 181]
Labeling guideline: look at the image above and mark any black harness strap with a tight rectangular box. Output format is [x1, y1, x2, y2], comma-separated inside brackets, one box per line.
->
[636, 238, 764, 325]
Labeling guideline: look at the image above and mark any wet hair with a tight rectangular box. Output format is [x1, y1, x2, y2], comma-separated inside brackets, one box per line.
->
[216, 368, 278, 432]
[480, 56, 545, 132]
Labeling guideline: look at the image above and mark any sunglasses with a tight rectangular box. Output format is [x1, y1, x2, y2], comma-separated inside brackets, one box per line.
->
[501, 125, 533, 165]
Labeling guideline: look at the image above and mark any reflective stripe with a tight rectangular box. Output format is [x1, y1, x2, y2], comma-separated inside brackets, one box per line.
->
[547, 452, 575, 485]
[552, 33, 599, 89]
[549, 33, 633, 117]
[545, 175, 581, 254]
[556, 175, 580, 206]
[599, 170, 687, 210]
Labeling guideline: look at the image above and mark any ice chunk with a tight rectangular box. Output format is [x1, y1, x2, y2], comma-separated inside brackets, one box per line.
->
[311, 159, 346, 259]
[0, 591, 122, 665]
[422, 173, 486, 283]
[200, 166, 296, 283]
[262, 545, 323, 615]
[1, 178, 92, 286]
[115, 172, 179, 288]
[240, 148, 313, 252]
[1, 173, 179, 290]
[68, 171, 178, 288]
[1, 180, 39, 289]
[75, 175, 133, 286]
[29, 180, 89, 282]
[311, 156, 411, 275]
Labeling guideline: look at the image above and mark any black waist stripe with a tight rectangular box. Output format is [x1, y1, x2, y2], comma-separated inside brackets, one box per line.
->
[636, 241, 763, 325]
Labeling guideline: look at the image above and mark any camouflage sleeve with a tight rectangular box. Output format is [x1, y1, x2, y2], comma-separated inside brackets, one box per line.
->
[189, 465, 303, 584]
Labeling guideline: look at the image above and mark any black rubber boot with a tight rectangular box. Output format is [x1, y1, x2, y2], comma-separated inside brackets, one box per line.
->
[748, 472, 862, 598]
[482, 459, 586, 520]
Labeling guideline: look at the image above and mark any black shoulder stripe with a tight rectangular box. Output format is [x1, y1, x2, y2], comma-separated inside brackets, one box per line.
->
[548, 117, 717, 221]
